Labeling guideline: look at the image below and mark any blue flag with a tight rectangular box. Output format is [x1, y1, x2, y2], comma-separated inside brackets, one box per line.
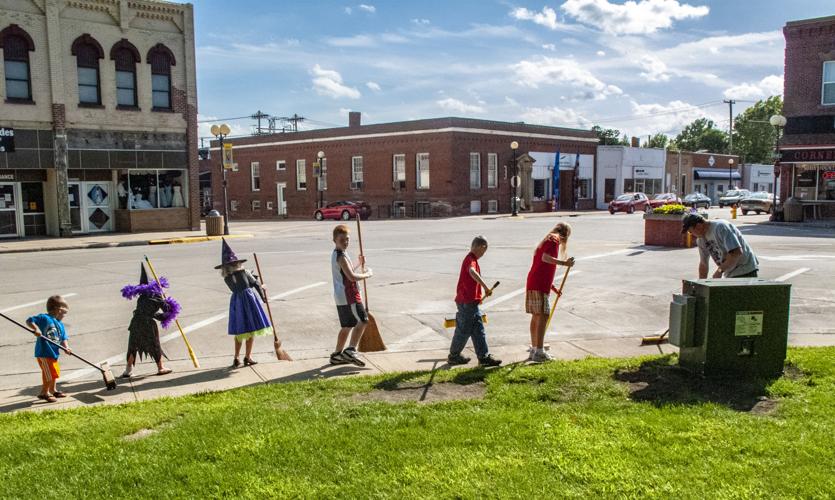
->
[552, 149, 560, 211]
[574, 152, 580, 210]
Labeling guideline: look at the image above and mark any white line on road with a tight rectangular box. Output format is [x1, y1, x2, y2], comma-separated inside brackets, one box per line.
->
[269, 281, 326, 301]
[576, 249, 632, 261]
[758, 255, 835, 261]
[774, 268, 811, 282]
[480, 271, 584, 312]
[1, 293, 78, 314]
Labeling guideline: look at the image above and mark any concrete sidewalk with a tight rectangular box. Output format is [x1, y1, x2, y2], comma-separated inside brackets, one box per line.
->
[2, 333, 832, 414]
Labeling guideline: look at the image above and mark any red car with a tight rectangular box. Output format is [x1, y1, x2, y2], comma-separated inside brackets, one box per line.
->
[314, 201, 371, 221]
[608, 192, 649, 214]
[646, 193, 682, 212]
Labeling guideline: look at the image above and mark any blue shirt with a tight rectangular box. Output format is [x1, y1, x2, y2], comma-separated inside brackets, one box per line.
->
[28, 314, 67, 359]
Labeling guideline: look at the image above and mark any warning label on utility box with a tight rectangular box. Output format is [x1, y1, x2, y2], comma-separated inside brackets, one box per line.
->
[735, 311, 764, 336]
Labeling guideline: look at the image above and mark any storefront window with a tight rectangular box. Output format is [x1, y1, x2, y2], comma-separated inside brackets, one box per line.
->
[794, 166, 817, 200]
[818, 167, 835, 201]
[126, 169, 187, 209]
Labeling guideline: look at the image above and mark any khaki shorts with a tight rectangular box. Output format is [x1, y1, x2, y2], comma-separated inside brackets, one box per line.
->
[525, 290, 550, 315]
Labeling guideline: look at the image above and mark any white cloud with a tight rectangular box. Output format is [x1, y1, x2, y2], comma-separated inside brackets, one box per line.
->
[311, 65, 361, 99]
[542, 43, 556, 51]
[366, 81, 382, 91]
[511, 6, 560, 30]
[411, 18, 430, 25]
[638, 55, 671, 82]
[358, 4, 376, 13]
[436, 97, 486, 114]
[326, 34, 377, 47]
[561, 0, 709, 35]
[511, 56, 623, 100]
[520, 106, 591, 128]
[723, 74, 783, 100]
[505, 96, 520, 107]
[596, 50, 606, 56]
[616, 99, 724, 137]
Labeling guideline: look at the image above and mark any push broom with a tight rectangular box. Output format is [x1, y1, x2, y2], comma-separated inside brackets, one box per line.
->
[355, 213, 386, 352]
[144, 255, 200, 368]
[253, 253, 293, 361]
[0, 312, 117, 390]
[443, 281, 501, 328]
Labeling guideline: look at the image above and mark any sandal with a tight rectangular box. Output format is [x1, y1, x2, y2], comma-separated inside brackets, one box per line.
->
[156, 368, 173, 376]
[53, 391, 67, 398]
[232, 358, 241, 368]
[37, 394, 57, 403]
[243, 357, 258, 366]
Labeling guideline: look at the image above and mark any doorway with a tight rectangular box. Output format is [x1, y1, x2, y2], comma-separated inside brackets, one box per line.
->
[0, 183, 20, 238]
[276, 182, 287, 217]
[69, 181, 114, 233]
[604, 178, 615, 203]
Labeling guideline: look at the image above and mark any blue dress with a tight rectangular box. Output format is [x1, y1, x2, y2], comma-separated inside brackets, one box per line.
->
[225, 270, 271, 340]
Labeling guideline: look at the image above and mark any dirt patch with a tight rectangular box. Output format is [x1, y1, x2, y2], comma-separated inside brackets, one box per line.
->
[122, 428, 159, 441]
[354, 382, 486, 404]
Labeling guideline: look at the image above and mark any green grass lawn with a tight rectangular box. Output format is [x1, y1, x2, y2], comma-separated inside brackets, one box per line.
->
[1, 348, 834, 498]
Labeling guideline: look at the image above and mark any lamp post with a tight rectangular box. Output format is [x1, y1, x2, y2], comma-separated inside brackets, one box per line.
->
[728, 157, 735, 191]
[769, 114, 787, 220]
[510, 141, 519, 216]
[210, 123, 232, 235]
[317, 150, 325, 209]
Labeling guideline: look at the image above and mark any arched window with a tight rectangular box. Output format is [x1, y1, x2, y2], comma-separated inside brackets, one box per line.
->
[147, 43, 175, 110]
[110, 39, 140, 108]
[71, 34, 104, 106]
[0, 24, 35, 102]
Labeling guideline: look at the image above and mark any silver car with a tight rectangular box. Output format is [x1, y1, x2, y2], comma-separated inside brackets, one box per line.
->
[739, 192, 779, 215]
[718, 189, 751, 208]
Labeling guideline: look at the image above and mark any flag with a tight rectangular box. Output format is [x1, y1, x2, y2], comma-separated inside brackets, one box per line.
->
[574, 152, 581, 211]
[552, 148, 560, 211]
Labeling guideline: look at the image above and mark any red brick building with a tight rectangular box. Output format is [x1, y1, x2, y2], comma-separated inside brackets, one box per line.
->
[204, 113, 598, 219]
[779, 15, 835, 220]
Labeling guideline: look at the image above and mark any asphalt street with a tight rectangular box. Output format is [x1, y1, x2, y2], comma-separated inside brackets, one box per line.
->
[1, 210, 832, 389]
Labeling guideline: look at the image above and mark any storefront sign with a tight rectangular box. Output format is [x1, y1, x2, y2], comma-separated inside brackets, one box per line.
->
[782, 147, 835, 163]
[0, 174, 13, 180]
[0, 128, 14, 153]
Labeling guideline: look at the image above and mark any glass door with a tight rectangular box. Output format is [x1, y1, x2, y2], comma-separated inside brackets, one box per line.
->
[83, 181, 113, 232]
[21, 182, 46, 236]
[68, 182, 83, 232]
[0, 183, 19, 238]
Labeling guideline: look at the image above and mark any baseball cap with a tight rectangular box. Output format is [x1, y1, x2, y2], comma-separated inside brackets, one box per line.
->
[681, 213, 706, 234]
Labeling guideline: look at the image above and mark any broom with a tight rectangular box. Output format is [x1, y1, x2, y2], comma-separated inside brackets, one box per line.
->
[253, 253, 293, 361]
[443, 281, 500, 328]
[355, 213, 386, 352]
[144, 255, 200, 368]
[544, 265, 572, 332]
[641, 329, 669, 345]
[0, 312, 117, 391]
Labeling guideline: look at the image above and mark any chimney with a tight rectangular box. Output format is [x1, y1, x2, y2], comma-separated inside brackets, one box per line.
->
[631, 136, 640, 148]
[349, 111, 361, 128]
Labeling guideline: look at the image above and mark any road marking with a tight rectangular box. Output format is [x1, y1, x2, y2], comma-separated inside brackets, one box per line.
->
[576, 249, 632, 261]
[480, 271, 583, 312]
[61, 282, 326, 382]
[0, 293, 78, 314]
[759, 255, 835, 262]
[774, 268, 811, 282]
[389, 327, 445, 351]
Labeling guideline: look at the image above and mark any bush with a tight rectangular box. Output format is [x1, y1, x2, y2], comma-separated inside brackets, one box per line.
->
[652, 203, 688, 215]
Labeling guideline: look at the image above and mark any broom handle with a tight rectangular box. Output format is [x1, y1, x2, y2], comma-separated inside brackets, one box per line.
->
[0, 311, 104, 372]
[144, 256, 200, 368]
[545, 265, 571, 331]
[355, 213, 370, 311]
[253, 253, 279, 343]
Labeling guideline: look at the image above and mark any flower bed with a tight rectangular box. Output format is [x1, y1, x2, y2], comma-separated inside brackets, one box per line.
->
[643, 204, 696, 248]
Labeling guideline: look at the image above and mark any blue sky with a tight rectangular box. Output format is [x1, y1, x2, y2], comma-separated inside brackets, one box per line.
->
[192, 0, 835, 141]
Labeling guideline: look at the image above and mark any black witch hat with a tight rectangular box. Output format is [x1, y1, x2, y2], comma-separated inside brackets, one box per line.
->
[214, 238, 247, 269]
[139, 263, 149, 285]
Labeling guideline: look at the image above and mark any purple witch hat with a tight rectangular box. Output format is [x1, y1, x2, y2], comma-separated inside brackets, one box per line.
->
[120, 264, 181, 328]
[214, 238, 247, 269]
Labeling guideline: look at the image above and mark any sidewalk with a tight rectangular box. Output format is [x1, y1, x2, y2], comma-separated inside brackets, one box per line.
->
[2, 333, 832, 414]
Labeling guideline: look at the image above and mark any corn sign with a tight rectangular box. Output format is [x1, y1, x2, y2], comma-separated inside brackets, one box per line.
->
[222, 143, 234, 170]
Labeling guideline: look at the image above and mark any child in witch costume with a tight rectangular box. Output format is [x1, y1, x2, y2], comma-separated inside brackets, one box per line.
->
[120, 264, 180, 377]
[216, 239, 271, 367]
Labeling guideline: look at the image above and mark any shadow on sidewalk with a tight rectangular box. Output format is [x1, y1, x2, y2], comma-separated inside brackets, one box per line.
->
[0, 378, 133, 413]
[268, 363, 372, 384]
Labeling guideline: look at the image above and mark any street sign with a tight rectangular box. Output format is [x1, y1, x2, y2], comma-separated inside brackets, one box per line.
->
[510, 175, 521, 188]
[0, 127, 15, 153]
[222, 143, 233, 169]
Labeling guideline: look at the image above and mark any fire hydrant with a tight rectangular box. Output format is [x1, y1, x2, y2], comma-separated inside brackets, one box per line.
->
[731, 204, 738, 219]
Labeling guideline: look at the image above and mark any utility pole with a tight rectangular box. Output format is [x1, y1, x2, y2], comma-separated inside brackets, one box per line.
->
[251, 110, 270, 135]
[723, 99, 735, 155]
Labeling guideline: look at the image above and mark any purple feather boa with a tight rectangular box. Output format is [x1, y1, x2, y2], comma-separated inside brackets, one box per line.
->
[120, 277, 170, 300]
[160, 296, 181, 329]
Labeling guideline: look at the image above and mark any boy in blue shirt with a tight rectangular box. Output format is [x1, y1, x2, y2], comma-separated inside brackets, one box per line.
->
[26, 296, 72, 403]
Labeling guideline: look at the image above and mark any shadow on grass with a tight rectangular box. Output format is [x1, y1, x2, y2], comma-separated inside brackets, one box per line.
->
[269, 364, 373, 384]
[612, 355, 780, 413]
[371, 359, 507, 402]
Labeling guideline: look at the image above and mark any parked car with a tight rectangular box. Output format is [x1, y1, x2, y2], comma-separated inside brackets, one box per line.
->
[739, 192, 778, 215]
[313, 201, 371, 221]
[608, 192, 649, 214]
[683, 193, 712, 209]
[646, 193, 683, 212]
[718, 189, 751, 208]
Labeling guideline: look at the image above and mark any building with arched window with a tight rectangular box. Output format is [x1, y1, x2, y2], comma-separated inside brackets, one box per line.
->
[0, 1, 198, 238]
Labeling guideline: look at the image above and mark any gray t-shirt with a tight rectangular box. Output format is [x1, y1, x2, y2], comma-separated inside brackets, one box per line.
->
[697, 219, 758, 277]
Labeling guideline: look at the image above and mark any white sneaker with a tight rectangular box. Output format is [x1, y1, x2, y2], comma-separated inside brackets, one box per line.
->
[119, 369, 132, 378]
[531, 350, 554, 363]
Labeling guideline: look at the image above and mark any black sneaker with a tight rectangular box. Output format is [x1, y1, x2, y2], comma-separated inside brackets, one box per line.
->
[447, 353, 471, 366]
[341, 348, 366, 367]
[330, 351, 350, 365]
[478, 354, 502, 367]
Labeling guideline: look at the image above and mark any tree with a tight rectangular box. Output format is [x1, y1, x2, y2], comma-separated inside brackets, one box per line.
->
[645, 133, 669, 149]
[591, 125, 629, 145]
[672, 118, 728, 153]
[732, 95, 783, 164]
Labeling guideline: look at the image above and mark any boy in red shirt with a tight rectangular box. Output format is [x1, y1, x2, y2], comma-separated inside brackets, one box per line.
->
[525, 223, 574, 362]
[447, 236, 501, 367]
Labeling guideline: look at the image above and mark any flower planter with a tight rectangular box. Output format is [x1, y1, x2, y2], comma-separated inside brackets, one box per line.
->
[643, 213, 694, 248]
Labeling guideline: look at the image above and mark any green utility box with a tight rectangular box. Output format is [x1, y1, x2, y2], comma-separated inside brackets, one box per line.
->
[669, 279, 791, 377]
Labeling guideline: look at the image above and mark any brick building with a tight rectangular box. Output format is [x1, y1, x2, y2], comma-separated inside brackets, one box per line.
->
[205, 113, 598, 219]
[779, 15, 835, 220]
[0, 0, 199, 238]
[664, 151, 740, 201]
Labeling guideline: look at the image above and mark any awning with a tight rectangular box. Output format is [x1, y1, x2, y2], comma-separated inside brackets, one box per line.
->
[694, 169, 741, 180]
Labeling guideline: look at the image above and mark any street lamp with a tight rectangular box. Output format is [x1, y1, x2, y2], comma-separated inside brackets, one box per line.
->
[210, 123, 232, 235]
[510, 141, 519, 216]
[728, 157, 735, 192]
[317, 150, 326, 209]
[769, 114, 787, 220]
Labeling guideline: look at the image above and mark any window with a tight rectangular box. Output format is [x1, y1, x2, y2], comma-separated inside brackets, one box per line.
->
[296, 159, 307, 190]
[351, 156, 363, 189]
[230, 200, 239, 212]
[578, 179, 591, 199]
[488, 200, 498, 213]
[251, 162, 260, 191]
[125, 169, 188, 210]
[393, 154, 406, 189]
[469, 152, 481, 189]
[416, 152, 430, 189]
[148, 44, 175, 110]
[487, 153, 498, 188]
[1, 25, 35, 101]
[111, 40, 140, 108]
[71, 34, 103, 105]
[276, 160, 286, 171]
[823, 61, 835, 105]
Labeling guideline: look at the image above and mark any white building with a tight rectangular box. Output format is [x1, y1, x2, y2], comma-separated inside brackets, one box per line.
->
[742, 163, 778, 193]
[596, 146, 666, 209]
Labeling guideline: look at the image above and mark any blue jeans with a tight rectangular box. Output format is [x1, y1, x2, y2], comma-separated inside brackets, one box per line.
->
[449, 302, 489, 359]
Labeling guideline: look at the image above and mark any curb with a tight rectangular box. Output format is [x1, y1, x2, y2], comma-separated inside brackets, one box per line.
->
[0, 234, 254, 254]
[147, 234, 253, 245]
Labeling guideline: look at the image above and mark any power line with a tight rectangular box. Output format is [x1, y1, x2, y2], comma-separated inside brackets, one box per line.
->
[593, 100, 724, 125]
[197, 115, 252, 124]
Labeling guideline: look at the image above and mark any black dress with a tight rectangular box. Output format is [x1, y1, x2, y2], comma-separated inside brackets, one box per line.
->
[127, 294, 167, 362]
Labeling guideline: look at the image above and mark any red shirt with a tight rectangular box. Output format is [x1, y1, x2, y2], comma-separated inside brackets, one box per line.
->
[455, 252, 482, 304]
[526, 239, 559, 293]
